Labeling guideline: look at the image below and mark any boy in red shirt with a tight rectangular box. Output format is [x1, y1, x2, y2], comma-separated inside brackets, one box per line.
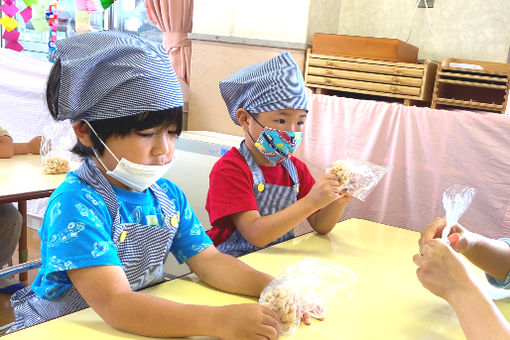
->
[206, 51, 353, 257]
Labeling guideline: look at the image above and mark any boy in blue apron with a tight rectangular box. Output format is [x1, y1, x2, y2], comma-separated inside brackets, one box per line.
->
[206, 51, 353, 257]
[9, 31, 281, 339]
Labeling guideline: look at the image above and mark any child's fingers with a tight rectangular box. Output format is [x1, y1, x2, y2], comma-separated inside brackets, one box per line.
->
[448, 233, 460, 248]
[301, 311, 311, 325]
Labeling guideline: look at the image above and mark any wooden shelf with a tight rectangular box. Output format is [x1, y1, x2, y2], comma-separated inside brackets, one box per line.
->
[432, 58, 510, 114]
[308, 66, 423, 87]
[436, 79, 508, 90]
[437, 71, 507, 83]
[305, 49, 437, 105]
[434, 98, 503, 110]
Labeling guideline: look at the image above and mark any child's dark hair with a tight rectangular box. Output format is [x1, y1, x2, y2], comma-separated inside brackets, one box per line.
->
[46, 59, 183, 158]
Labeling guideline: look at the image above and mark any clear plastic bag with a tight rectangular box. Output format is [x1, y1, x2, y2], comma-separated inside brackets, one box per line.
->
[440, 184, 477, 244]
[40, 121, 77, 174]
[259, 258, 358, 335]
[327, 159, 388, 201]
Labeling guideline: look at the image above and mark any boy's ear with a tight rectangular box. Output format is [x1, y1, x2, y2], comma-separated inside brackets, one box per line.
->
[236, 108, 250, 129]
[72, 121, 93, 147]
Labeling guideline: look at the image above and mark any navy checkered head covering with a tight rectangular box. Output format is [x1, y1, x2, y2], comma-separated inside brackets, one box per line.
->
[219, 51, 308, 126]
[52, 31, 183, 121]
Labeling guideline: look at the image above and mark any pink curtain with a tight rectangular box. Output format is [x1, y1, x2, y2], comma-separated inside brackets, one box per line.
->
[296, 90, 510, 239]
[145, 0, 193, 85]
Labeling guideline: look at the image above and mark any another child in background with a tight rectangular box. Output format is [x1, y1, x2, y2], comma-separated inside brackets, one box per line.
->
[413, 217, 510, 339]
[9, 31, 281, 340]
[0, 126, 41, 294]
[206, 51, 353, 257]
[0, 126, 41, 159]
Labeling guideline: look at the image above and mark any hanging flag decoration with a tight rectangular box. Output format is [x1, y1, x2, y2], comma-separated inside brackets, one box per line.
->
[100, 0, 116, 10]
[30, 2, 50, 33]
[2, 0, 116, 54]
[19, 5, 32, 22]
[75, 0, 98, 34]
[0, 0, 22, 51]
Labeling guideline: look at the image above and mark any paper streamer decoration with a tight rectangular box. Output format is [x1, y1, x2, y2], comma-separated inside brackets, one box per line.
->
[1, 0, 22, 51]
[2, 28, 20, 40]
[2, 28, 22, 51]
[30, 4, 50, 33]
[100, 0, 116, 10]
[0, 2, 18, 17]
[20, 5, 32, 22]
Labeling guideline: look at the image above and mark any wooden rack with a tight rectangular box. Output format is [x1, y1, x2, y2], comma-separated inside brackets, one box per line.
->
[304, 49, 438, 106]
[431, 58, 510, 114]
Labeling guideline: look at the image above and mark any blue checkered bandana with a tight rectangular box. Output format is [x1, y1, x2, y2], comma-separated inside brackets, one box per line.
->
[219, 51, 308, 126]
[52, 31, 183, 121]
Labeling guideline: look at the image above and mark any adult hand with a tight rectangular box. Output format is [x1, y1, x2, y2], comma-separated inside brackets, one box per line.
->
[419, 217, 478, 254]
[217, 304, 279, 340]
[413, 239, 478, 303]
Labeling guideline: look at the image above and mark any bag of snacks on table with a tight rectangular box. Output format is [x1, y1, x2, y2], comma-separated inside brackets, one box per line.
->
[327, 159, 387, 201]
[259, 258, 358, 335]
[40, 121, 77, 174]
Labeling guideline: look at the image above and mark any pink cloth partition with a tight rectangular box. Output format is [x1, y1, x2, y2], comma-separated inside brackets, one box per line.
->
[145, 0, 193, 85]
[296, 92, 510, 239]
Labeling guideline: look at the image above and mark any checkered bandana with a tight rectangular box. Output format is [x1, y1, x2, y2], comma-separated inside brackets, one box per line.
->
[219, 51, 308, 126]
[52, 31, 183, 121]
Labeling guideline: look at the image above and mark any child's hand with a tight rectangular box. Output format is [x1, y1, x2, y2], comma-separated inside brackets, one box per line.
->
[413, 239, 478, 303]
[337, 190, 354, 205]
[299, 305, 325, 326]
[217, 304, 279, 340]
[419, 217, 478, 254]
[28, 136, 42, 155]
[306, 173, 342, 209]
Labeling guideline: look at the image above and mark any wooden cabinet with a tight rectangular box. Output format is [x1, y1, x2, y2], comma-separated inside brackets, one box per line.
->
[312, 34, 418, 63]
[431, 58, 510, 114]
[305, 49, 438, 105]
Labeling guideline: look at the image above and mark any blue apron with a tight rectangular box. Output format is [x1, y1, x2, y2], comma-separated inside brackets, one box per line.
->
[217, 141, 300, 257]
[10, 158, 179, 331]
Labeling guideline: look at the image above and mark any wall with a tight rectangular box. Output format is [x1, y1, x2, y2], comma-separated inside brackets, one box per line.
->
[188, 1, 510, 133]
[189, 0, 341, 133]
[187, 39, 306, 136]
[338, 0, 510, 62]
[193, 0, 342, 44]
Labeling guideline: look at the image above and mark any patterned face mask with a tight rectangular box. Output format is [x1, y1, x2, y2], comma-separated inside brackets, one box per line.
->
[252, 125, 303, 164]
[85, 121, 174, 192]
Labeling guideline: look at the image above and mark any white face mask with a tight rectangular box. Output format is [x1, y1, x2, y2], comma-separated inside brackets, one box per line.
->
[85, 121, 174, 192]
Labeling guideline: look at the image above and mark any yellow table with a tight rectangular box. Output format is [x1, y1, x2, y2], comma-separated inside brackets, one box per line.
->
[5, 218, 510, 339]
[0, 155, 75, 281]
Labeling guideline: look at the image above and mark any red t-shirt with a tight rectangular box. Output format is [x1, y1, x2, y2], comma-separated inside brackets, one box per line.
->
[205, 147, 316, 246]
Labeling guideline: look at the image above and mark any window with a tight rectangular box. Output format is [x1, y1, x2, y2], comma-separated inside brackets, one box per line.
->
[1, 0, 161, 60]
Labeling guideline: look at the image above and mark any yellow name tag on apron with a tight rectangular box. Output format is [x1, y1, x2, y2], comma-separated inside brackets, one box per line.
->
[119, 230, 127, 243]
[170, 212, 180, 227]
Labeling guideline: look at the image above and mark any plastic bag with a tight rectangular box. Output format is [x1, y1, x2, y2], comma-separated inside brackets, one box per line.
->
[40, 121, 77, 174]
[440, 184, 477, 244]
[327, 159, 388, 201]
[259, 258, 358, 335]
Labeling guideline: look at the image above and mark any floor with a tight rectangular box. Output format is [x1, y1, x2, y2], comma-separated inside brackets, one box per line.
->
[0, 227, 41, 330]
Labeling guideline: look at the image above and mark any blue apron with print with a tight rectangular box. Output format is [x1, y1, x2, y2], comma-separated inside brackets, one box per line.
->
[9, 158, 179, 331]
